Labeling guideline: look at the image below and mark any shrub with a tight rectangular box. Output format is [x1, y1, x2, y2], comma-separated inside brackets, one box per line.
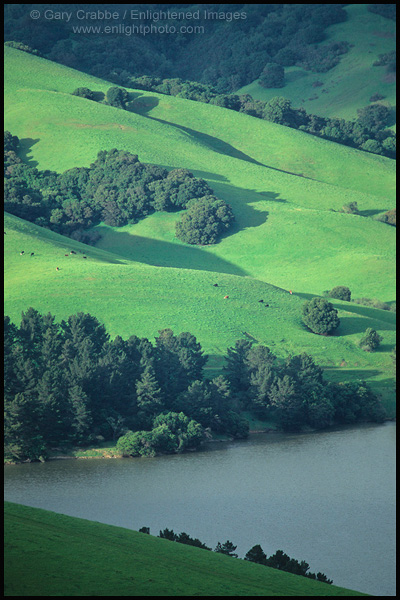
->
[72, 87, 96, 101]
[359, 328, 383, 352]
[328, 286, 351, 302]
[369, 93, 386, 102]
[341, 202, 359, 214]
[381, 209, 396, 227]
[302, 297, 340, 335]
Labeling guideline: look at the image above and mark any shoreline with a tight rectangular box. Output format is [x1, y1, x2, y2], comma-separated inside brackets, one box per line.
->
[4, 421, 395, 465]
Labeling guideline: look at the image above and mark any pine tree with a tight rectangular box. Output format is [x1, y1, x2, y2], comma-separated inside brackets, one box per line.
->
[214, 540, 238, 558]
[223, 339, 253, 393]
[136, 366, 164, 421]
[69, 384, 92, 443]
[268, 375, 305, 431]
[244, 544, 267, 564]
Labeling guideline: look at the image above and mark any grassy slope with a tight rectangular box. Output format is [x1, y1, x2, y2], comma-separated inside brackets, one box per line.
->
[4, 213, 396, 414]
[237, 4, 396, 123]
[4, 47, 396, 406]
[4, 502, 367, 597]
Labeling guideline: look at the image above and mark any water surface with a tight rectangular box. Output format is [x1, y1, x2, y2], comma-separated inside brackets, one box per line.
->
[4, 422, 396, 596]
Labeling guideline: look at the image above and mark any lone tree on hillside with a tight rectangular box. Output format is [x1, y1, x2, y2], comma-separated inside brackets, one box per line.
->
[106, 86, 129, 109]
[328, 285, 351, 302]
[214, 540, 238, 558]
[302, 297, 340, 335]
[359, 328, 383, 352]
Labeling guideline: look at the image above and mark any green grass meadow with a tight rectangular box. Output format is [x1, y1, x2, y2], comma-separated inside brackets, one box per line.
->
[3, 46, 396, 412]
[4, 502, 368, 596]
[238, 4, 396, 124]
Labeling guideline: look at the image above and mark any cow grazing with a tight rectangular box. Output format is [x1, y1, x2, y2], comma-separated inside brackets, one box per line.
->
[83, 256, 87, 259]
[265, 304, 269, 307]
[56, 267, 59, 271]
[224, 295, 229, 299]
[70, 250, 76, 254]
[258, 299, 263, 303]
[213, 284, 218, 287]
[20, 251, 24, 255]
[65, 254, 69, 257]
[289, 290, 293, 294]
[30, 252, 34, 256]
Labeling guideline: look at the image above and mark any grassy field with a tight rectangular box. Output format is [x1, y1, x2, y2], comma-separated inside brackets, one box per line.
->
[3, 46, 396, 411]
[238, 4, 396, 124]
[4, 502, 368, 596]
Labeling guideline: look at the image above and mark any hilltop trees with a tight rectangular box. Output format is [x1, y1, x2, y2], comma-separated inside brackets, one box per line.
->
[302, 297, 340, 335]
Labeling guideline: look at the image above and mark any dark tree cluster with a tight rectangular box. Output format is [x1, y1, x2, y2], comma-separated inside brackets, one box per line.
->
[4, 309, 247, 462]
[4, 133, 235, 245]
[4, 40, 41, 55]
[367, 4, 396, 21]
[142, 526, 333, 583]
[223, 339, 386, 431]
[4, 4, 349, 94]
[245, 547, 333, 584]
[262, 98, 395, 158]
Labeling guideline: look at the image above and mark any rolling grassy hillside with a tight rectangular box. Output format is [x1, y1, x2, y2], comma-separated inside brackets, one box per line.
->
[4, 212, 396, 413]
[4, 47, 396, 408]
[238, 4, 396, 124]
[4, 502, 368, 596]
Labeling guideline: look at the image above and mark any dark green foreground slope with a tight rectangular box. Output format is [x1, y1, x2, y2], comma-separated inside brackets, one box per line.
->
[4, 502, 367, 596]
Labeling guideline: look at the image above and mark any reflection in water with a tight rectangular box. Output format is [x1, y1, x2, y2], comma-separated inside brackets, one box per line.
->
[4, 423, 396, 596]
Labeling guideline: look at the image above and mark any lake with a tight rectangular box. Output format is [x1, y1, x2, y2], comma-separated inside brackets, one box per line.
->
[4, 422, 396, 596]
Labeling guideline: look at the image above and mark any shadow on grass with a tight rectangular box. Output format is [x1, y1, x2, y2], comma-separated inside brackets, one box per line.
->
[322, 367, 383, 380]
[130, 94, 319, 181]
[359, 209, 388, 217]
[285, 70, 310, 83]
[17, 138, 40, 167]
[143, 171, 275, 233]
[337, 316, 395, 336]
[94, 228, 248, 276]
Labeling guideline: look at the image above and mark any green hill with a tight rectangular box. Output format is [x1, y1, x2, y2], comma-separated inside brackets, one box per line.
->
[4, 502, 368, 596]
[238, 4, 396, 124]
[3, 47, 396, 408]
